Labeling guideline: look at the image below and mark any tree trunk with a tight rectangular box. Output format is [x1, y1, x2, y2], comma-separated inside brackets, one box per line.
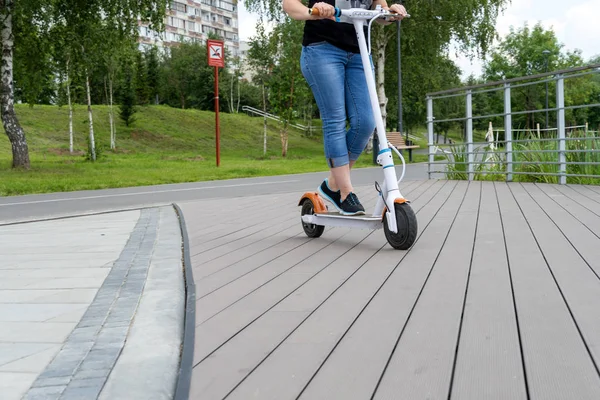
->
[375, 25, 388, 130]
[1, 0, 30, 169]
[66, 57, 74, 153]
[109, 75, 115, 149]
[280, 128, 288, 157]
[236, 74, 240, 113]
[229, 73, 234, 112]
[85, 69, 96, 161]
[262, 83, 267, 155]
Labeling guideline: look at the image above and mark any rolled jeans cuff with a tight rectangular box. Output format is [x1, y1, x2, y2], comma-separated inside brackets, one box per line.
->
[349, 151, 362, 162]
[327, 154, 349, 168]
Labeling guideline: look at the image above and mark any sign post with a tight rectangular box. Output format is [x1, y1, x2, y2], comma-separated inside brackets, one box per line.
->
[207, 39, 225, 166]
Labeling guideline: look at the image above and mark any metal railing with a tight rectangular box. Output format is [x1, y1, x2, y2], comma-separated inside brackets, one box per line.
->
[241, 105, 311, 132]
[425, 63, 600, 184]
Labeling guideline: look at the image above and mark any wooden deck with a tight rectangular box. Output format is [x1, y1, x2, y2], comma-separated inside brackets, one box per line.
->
[177, 179, 600, 400]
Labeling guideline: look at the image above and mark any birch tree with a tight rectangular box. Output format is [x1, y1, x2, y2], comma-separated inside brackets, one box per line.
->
[1, 0, 32, 168]
[247, 23, 275, 155]
[54, 0, 168, 160]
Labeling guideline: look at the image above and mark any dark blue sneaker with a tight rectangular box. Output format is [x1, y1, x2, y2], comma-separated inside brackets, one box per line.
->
[318, 179, 341, 210]
[340, 192, 365, 215]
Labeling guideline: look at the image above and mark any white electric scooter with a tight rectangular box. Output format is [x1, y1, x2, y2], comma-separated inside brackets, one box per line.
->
[298, 5, 418, 250]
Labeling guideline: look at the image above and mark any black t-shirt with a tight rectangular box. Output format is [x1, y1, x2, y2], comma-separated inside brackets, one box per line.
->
[302, 0, 374, 54]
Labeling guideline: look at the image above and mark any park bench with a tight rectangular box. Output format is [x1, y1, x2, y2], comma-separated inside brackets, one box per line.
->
[386, 131, 420, 162]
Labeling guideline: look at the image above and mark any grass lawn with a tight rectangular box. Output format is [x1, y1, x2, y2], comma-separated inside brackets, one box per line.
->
[0, 104, 427, 196]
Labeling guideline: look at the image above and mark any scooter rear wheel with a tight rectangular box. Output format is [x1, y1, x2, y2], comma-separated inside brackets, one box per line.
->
[384, 202, 417, 250]
[301, 198, 325, 238]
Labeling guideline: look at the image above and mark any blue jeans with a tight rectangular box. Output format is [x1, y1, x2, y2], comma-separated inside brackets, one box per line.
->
[300, 41, 376, 168]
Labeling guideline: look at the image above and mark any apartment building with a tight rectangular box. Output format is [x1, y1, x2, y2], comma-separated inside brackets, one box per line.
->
[138, 0, 240, 58]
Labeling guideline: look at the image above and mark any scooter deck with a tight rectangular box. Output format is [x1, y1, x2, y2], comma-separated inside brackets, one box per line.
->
[314, 211, 381, 221]
[303, 211, 383, 230]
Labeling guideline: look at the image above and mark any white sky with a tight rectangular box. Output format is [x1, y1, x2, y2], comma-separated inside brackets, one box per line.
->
[237, 0, 600, 79]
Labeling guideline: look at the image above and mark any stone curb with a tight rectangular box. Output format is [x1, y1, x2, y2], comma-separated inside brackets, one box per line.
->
[98, 206, 185, 400]
[21, 206, 186, 400]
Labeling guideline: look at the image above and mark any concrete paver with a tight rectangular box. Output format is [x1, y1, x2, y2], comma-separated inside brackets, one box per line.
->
[0, 211, 145, 400]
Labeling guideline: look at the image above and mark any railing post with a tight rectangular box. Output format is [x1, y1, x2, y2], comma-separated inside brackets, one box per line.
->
[466, 89, 473, 180]
[504, 83, 513, 182]
[556, 74, 566, 184]
[427, 96, 434, 179]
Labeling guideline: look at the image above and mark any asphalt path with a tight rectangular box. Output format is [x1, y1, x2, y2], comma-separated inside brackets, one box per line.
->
[0, 163, 430, 225]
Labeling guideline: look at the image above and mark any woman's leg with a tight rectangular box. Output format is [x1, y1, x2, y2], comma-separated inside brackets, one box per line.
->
[345, 53, 376, 169]
[300, 42, 353, 197]
[328, 53, 375, 201]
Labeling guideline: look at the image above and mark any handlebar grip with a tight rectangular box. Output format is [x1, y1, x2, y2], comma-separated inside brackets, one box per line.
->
[308, 7, 341, 18]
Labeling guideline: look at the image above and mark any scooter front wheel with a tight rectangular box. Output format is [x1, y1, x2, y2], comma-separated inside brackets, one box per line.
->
[301, 198, 325, 238]
[384, 202, 417, 250]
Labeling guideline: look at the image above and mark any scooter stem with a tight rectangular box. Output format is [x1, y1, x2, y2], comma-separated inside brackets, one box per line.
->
[353, 20, 401, 198]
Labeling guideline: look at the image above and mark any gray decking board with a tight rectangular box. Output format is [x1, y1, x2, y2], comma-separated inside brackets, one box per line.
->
[186, 180, 449, 399]
[189, 181, 436, 364]
[584, 184, 600, 195]
[508, 183, 600, 378]
[496, 182, 600, 399]
[189, 211, 299, 257]
[179, 179, 600, 400]
[552, 184, 600, 217]
[566, 185, 600, 209]
[220, 181, 461, 400]
[537, 184, 600, 237]
[190, 216, 304, 276]
[450, 181, 528, 400]
[194, 226, 353, 325]
[195, 180, 426, 295]
[369, 181, 479, 400]
[295, 180, 473, 400]
[521, 183, 600, 277]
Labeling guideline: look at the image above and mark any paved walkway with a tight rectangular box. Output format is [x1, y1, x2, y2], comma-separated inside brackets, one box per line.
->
[2, 177, 600, 400]
[0, 207, 184, 400]
[177, 179, 600, 400]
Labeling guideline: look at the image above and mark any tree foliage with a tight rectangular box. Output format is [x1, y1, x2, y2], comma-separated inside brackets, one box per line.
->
[483, 22, 597, 130]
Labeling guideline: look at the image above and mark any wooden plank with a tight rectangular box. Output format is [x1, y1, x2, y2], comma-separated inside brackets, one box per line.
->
[191, 183, 434, 353]
[189, 180, 453, 399]
[195, 182, 425, 296]
[522, 183, 600, 277]
[194, 226, 351, 325]
[190, 215, 301, 273]
[495, 181, 600, 399]
[189, 212, 298, 256]
[189, 228, 376, 400]
[181, 192, 299, 240]
[537, 184, 600, 237]
[552, 184, 600, 217]
[567, 185, 600, 207]
[295, 181, 473, 400]
[584, 184, 600, 195]
[450, 181, 527, 400]
[508, 182, 600, 382]
[192, 189, 381, 318]
[344, 181, 478, 400]
[192, 183, 422, 323]
[221, 181, 461, 400]
[195, 226, 307, 296]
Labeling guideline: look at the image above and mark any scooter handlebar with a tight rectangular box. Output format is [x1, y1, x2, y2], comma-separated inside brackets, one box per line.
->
[308, 7, 409, 19]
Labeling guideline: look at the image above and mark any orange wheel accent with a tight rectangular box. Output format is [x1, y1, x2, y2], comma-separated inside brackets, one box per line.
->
[298, 192, 328, 213]
[381, 198, 408, 221]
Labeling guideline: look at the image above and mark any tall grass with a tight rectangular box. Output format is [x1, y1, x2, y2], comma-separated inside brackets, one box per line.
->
[441, 129, 600, 185]
[513, 129, 600, 184]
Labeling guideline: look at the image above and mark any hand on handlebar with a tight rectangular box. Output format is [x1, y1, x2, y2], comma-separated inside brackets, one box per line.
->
[384, 4, 408, 21]
[308, 2, 336, 20]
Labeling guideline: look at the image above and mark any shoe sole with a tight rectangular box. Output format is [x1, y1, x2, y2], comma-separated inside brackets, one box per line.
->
[318, 186, 366, 216]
